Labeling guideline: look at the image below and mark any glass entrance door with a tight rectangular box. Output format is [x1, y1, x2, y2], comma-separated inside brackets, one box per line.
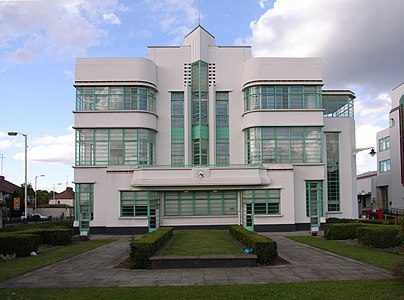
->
[306, 181, 323, 232]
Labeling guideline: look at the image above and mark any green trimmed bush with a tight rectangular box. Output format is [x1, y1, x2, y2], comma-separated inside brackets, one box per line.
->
[16, 228, 74, 245]
[357, 225, 402, 248]
[326, 218, 357, 224]
[229, 225, 277, 265]
[324, 223, 370, 240]
[0, 233, 39, 257]
[0, 219, 73, 233]
[359, 219, 396, 225]
[130, 227, 173, 269]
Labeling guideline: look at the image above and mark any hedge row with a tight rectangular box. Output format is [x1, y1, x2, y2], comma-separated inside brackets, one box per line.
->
[357, 225, 402, 248]
[130, 227, 173, 269]
[326, 217, 396, 225]
[0, 219, 73, 233]
[324, 223, 371, 240]
[229, 225, 277, 265]
[0, 233, 39, 257]
[17, 228, 74, 245]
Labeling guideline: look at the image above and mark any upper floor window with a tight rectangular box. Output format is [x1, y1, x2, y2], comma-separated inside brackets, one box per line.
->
[322, 94, 354, 118]
[243, 85, 322, 111]
[76, 86, 156, 112]
[378, 136, 390, 152]
[379, 159, 391, 173]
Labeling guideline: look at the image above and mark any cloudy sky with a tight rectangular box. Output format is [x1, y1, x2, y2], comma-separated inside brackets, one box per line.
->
[1, 0, 403, 191]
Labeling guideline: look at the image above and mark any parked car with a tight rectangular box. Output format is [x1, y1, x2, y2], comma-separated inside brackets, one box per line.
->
[21, 213, 49, 221]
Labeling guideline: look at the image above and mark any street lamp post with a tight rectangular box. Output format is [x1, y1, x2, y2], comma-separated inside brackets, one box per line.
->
[34, 174, 45, 215]
[8, 132, 28, 219]
[53, 183, 62, 203]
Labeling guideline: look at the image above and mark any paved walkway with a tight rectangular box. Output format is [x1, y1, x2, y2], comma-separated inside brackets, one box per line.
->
[0, 233, 392, 288]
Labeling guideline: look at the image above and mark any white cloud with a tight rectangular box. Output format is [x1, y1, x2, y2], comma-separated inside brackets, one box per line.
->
[258, 0, 269, 8]
[0, 0, 122, 63]
[13, 128, 74, 165]
[63, 70, 74, 80]
[355, 123, 381, 174]
[0, 140, 12, 150]
[103, 13, 121, 25]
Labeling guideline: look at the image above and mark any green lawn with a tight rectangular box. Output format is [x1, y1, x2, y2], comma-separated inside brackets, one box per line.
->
[0, 239, 115, 282]
[288, 236, 400, 270]
[163, 230, 243, 256]
[1, 279, 403, 299]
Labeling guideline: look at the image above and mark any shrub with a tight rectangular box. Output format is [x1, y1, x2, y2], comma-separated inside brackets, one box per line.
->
[357, 225, 402, 248]
[0, 219, 73, 233]
[392, 257, 404, 281]
[17, 228, 74, 245]
[326, 218, 357, 224]
[324, 223, 371, 240]
[359, 219, 396, 225]
[130, 227, 173, 269]
[229, 225, 277, 265]
[0, 233, 39, 257]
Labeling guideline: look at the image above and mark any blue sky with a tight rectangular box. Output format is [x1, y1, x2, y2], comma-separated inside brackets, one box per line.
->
[1, 0, 403, 192]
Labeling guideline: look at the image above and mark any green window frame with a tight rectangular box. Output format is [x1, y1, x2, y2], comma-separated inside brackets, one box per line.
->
[216, 92, 229, 165]
[171, 92, 185, 166]
[76, 86, 156, 112]
[120, 191, 159, 217]
[242, 190, 281, 215]
[379, 159, 391, 173]
[191, 60, 209, 165]
[243, 85, 321, 111]
[164, 191, 237, 216]
[245, 127, 322, 164]
[75, 128, 156, 166]
[378, 136, 390, 152]
[326, 132, 340, 211]
[74, 183, 94, 226]
[305, 181, 324, 220]
[322, 94, 354, 118]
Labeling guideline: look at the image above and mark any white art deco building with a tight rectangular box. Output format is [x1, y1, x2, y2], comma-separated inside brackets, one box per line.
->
[73, 26, 357, 234]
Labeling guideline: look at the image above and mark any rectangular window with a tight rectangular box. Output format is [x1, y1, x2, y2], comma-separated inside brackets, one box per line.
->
[120, 191, 159, 217]
[305, 181, 323, 225]
[171, 92, 185, 166]
[76, 86, 156, 112]
[245, 127, 322, 164]
[216, 92, 229, 165]
[322, 93, 354, 118]
[75, 128, 156, 166]
[379, 159, 391, 173]
[75, 183, 94, 225]
[242, 190, 281, 215]
[378, 136, 390, 152]
[326, 132, 340, 211]
[164, 191, 237, 216]
[244, 85, 322, 111]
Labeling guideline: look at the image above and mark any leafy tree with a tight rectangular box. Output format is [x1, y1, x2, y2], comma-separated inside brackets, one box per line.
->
[36, 190, 52, 206]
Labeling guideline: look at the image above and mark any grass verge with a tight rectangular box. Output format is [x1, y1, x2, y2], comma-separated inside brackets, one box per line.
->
[0, 279, 403, 299]
[163, 230, 243, 256]
[0, 239, 115, 282]
[288, 236, 400, 270]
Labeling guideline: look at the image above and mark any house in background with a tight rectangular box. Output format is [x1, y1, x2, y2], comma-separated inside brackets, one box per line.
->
[49, 187, 75, 207]
[357, 171, 377, 217]
[73, 26, 358, 235]
[371, 82, 404, 217]
[0, 175, 19, 205]
[45, 187, 74, 219]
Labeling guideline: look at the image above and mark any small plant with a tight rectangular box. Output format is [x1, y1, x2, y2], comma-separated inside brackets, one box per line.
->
[392, 257, 404, 281]
[0, 253, 16, 263]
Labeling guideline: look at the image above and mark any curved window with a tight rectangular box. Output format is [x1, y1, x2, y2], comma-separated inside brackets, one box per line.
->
[243, 85, 321, 111]
[76, 86, 156, 112]
[245, 127, 322, 164]
[322, 94, 354, 118]
[75, 128, 156, 166]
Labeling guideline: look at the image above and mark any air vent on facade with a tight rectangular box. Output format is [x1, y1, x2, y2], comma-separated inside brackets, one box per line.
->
[183, 63, 191, 87]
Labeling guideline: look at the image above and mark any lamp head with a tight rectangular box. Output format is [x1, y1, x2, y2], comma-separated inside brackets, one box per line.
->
[7, 132, 18, 136]
[369, 148, 376, 157]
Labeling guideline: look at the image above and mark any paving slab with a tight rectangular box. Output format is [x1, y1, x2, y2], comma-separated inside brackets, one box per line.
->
[0, 232, 394, 288]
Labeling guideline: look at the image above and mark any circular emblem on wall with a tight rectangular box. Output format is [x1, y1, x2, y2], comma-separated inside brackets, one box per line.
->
[196, 170, 206, 179]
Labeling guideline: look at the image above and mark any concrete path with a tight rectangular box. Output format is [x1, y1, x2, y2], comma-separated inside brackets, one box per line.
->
[0, 233, 392, 288]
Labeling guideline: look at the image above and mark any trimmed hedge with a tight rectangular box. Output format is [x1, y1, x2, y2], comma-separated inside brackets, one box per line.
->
[0, 219, 73, 233]
[326, 218, 396, 225]
[229, 225, 277, 265]
[0, 233, 39, 257]
[324, 223, 371, 240]
[130, 227, 173, 269]
[16, 228, 74, 245]
[357, 225, 402, 248]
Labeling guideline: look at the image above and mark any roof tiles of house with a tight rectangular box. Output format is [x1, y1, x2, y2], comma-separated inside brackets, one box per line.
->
[55, 187, 75, 199]
[0, 175, 20, 194]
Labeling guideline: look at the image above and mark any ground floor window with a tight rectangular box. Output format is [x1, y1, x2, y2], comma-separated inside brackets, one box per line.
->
[120, 191, 159, 217]
[75, 183, 94, 231]
[242, 189, 281, 214]
[164, 191, 237, 216]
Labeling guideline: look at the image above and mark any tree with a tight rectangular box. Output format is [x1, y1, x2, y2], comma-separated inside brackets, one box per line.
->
[36, 190, 52, 206]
